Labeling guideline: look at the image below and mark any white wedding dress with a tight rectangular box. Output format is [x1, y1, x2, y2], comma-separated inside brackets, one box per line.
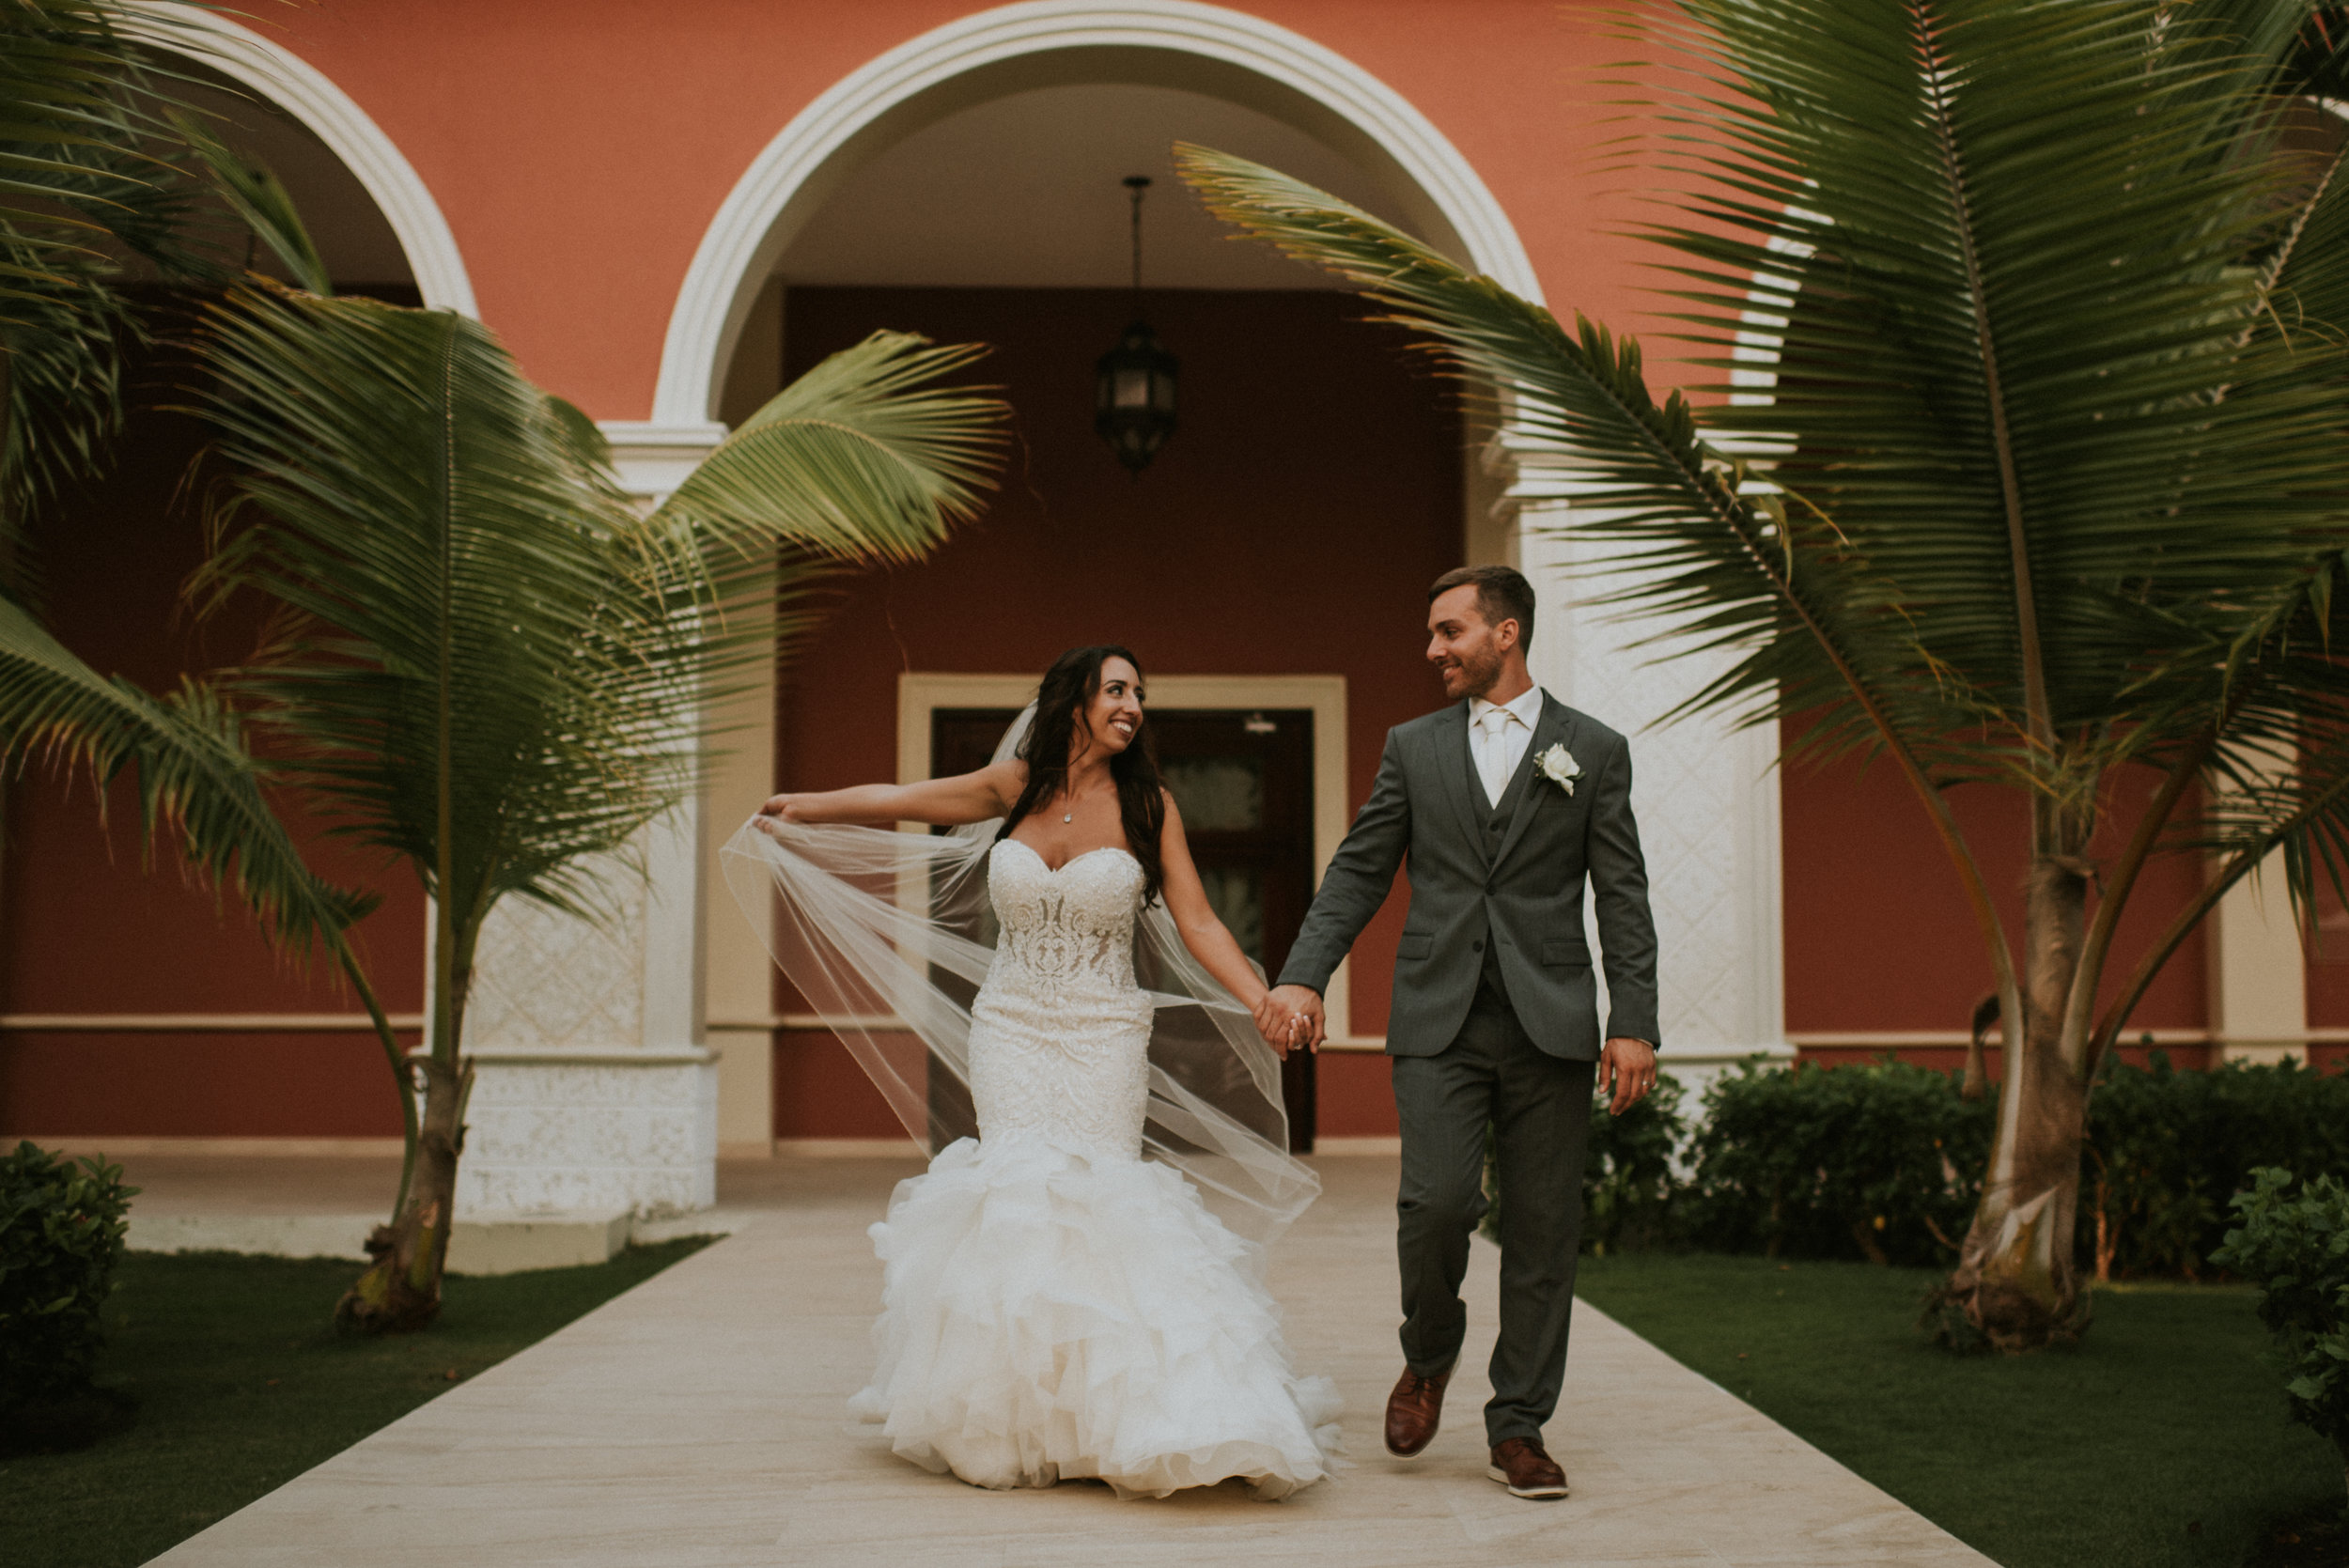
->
[848, 837, 1342, 1499]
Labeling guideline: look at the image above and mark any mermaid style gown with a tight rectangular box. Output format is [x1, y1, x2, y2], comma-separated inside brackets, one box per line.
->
[848, 837, 1341, 1498]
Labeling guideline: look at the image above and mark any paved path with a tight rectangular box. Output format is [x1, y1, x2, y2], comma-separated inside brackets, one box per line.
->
[150, 1155, 1994, 1568]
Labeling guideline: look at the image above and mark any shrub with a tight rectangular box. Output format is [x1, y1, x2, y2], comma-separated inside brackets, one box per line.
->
[2084, 1056, 2349, 1281]
[1686, 1058, 1992, 1265]
[1479, 1071, 1690, 1255]
[1579, 1071, 1688, 1254]
[2209, 1168, 2349, 1509]
[1, 1141, 136, 1411]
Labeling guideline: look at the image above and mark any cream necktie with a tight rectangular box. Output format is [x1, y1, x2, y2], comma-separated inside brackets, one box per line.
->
[1477, 707, 1513, 808]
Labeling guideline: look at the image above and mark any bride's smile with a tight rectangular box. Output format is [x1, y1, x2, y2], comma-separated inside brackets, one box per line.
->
[1076, 660, 1143, 754]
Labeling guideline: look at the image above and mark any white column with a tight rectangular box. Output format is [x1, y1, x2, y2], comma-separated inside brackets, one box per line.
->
[457, 812, 715, 1219]
[703, 591, 780, 1156]
[1500, 454, 1792, 1106]
[448, 424, 732, 1221]
[2207, 854, 2308, 1066]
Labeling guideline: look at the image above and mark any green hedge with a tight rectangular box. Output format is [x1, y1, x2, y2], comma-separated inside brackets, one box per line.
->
[2084, 1057, 2349, 1279]
[2209, 1168, 2349, 1498]
[1685, 1058, 1993, 1266]
[1483, 1053, 2349, 1274]
[1, 1141, 136, 1412]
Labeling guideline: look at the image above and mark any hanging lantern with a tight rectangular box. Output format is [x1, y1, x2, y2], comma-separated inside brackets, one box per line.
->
[1095, 176, 1178, 475]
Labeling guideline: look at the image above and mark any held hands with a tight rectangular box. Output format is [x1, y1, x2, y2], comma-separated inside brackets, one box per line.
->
[1252, 985, 1327, 1058]
[1598, 1035, 1658, 1115]
[755, 793, 805, 830]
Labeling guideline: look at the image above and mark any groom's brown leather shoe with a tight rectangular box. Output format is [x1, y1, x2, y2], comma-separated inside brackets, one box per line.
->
[1384, 1364, 1452, 1458]
[1487, 1437, 1570, 1499]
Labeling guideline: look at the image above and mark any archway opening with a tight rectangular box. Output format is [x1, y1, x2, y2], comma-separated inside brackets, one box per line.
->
[708, 63, 1507, 1153]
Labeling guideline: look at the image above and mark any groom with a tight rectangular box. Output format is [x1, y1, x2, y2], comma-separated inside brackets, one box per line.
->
[1264, 565, 1659, 1501]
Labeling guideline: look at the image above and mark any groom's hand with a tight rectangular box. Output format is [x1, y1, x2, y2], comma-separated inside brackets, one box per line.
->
[1599, 1035, 1657, 1114]
[1264, 985, 1326, 1053]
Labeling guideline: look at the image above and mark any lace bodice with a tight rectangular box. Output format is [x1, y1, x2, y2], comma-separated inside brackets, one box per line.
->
[988, 840, 1143, 993]
[967, 839, 1153, 1159]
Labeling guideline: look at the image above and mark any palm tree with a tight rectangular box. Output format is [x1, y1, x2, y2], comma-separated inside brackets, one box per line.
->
[8, 284, 1002, 1332]
[1179, 0, 2349, 1349]
[185, 288, 1003, 1329]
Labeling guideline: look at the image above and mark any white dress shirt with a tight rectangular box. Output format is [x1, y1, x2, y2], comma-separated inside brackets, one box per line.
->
[1469, 684, 1545, 809]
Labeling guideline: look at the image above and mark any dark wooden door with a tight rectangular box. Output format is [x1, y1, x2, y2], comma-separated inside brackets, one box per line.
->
[929, 706, 1318, 1150]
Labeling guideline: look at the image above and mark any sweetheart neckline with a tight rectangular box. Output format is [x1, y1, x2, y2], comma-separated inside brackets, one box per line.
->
[999, 837, 1139, 877]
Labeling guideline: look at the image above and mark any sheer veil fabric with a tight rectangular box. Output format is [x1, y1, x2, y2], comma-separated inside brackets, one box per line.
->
[719, 706, 1320, 1245]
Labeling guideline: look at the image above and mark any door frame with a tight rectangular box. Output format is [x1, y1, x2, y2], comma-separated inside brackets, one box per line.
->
[896, 671, 1368, 1046]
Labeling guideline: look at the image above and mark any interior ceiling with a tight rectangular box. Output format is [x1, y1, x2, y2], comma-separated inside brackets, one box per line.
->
[776, 84, 1412, 291]
[188, 70, 413, 287]
[106, 64, 413, 288]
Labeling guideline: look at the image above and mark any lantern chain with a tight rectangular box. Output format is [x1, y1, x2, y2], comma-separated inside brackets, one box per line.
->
[1125, 175, 1150, 306]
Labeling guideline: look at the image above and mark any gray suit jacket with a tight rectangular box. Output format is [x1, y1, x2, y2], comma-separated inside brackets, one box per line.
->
[1278, 691, 1660, 1060]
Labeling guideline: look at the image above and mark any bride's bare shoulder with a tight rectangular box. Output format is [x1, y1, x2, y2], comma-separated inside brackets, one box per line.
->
[984, 756, 1028, 810]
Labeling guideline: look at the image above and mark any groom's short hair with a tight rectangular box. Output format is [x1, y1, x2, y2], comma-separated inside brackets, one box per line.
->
[1430, 565, 1535, 647]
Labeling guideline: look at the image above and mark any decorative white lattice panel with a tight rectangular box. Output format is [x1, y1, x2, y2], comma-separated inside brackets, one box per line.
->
[465, 872, 648, 1051]
[1517, 501, 1787, 1072]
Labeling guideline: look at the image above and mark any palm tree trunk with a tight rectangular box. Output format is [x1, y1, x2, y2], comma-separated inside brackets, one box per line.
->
[1935, 855, 2094, 1349]
[336, 964, 473, 1333]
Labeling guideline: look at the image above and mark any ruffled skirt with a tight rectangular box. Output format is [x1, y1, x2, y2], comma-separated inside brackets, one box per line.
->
[850, 1134, 1342, 1499]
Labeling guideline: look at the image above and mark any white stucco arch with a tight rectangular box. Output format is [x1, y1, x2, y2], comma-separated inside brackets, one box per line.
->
[644, 0, 1542, 433]
[137, 5, 478, 317]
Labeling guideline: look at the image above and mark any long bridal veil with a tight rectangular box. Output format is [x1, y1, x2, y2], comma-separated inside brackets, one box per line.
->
[720, 706, 1320, 1242]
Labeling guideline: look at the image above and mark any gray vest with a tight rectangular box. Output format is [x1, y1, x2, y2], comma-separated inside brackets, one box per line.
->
[1467, 730, 1535, 1001]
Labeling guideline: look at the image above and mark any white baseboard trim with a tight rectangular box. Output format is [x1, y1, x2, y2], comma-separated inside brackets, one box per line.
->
[772, 1137, 921, 1157]
[1311, 1137, 1402, 1156]
[7, 1136, 406, 1158]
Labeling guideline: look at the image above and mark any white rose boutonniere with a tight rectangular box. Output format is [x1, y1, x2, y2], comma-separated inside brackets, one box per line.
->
[1536, 742, 1584, 797]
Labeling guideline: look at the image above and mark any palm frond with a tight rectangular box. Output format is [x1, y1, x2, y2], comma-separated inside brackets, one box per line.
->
[653, 331, 1005, 596]
[1639, 0, 2349, 754]
[190, 285, 674, 935]
[0, 592, 374, 952]
[189, 290, 1006, 1012]
[0, 0, 303, 589]
[1174, 143, 1979, 771]
[175, 109, 332, 296]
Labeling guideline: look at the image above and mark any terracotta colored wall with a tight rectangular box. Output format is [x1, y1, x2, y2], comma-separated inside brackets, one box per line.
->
[1781, 727, 2211, 1070]
[0, 376, 426, 1139]
[2306, 877, 2349, 1036]
[249, 0, 1651, 418]
[769, 286, 1460, 1139]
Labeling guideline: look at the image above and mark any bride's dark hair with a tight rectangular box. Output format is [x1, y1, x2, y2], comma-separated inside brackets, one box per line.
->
[1000, 644, 1167, 904]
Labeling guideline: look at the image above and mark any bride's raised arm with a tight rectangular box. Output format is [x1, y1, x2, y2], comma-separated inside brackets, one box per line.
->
[759, 758, 1025, 829]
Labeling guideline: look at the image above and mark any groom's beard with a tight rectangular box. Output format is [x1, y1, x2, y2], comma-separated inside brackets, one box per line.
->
[1442, 644, 1503, 701]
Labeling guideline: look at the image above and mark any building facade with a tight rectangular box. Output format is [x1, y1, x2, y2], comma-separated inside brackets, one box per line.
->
[3, 1, 2334, 1220]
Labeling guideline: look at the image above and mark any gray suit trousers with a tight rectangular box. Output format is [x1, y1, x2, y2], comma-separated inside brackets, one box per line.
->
[1394, 979, 1595, 1446]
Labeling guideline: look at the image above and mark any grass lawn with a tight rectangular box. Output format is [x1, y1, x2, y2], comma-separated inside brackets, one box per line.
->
[0, 1238, 714, 1568]
[1575, 1252, 2345, 1568]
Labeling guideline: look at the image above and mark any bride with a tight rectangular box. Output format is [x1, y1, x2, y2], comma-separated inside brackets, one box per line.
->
[730, 644, 1341, 1499]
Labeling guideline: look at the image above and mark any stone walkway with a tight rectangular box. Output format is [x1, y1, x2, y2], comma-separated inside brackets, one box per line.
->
[148, 1154, 1994, 1568]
